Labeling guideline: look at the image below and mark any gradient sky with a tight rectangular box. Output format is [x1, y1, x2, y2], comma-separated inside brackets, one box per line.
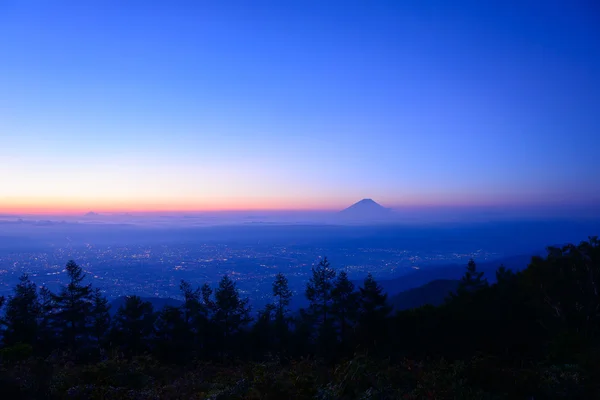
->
[1, 0, 599, 213]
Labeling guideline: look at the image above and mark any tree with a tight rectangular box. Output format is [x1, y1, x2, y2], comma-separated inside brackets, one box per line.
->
[457, 259, 488, 294]
[111, 296, 155, 355]
[212, 275, 252, 355]
[252, 303, 276, 358]
[37, 286, 56, 352]
[331, 271, 359, 352]
[90, 288, 111, 346]
[495, 265, 516, 285]
[357, 273, 391, 351]
[305, 257, 337, 356]
[180, 280, 204, 327]
[273, 273, 292, 321]
[3, 274, 40, 347]
[201, 282, 215, 313]
[154, 305, 189, 363]
[306, 257, 336, 326]
[52, 260, 93, 348]
[272, 273, 293, 354]
[179, 280, 209, 356]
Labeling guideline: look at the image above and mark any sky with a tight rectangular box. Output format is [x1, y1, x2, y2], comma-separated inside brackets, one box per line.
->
[1, 0, 599, 214]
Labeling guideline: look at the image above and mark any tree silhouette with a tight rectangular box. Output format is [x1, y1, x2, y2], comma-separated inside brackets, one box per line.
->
[331, 270, 359, 353]
[273, 272, 292, 321]
[52, 260, 93, 349]
[272, 272, 292, 354]
[2, 274, 40, 347]
[305, 257, 337, 357]
[457, 259, 488, 294]
[154, 305, 189, 363]
[179, 280, 209, 357]
[212, 275, 252, 356]
[357, 273, 391, 352]
[111, 296, 155, 355]
[90, 288, 111, 346]
[37, 286, 56, 352]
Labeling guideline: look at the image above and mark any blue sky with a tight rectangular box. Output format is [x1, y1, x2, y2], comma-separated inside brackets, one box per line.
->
[1, 0, 599, 212]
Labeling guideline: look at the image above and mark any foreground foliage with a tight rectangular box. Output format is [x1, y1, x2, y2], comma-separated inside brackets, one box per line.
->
[1, 237, 600, 398]
[0, 352, 596, 399]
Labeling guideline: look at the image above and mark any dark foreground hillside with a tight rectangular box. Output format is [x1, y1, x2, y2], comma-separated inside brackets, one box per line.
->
[1, 237, 600, 399]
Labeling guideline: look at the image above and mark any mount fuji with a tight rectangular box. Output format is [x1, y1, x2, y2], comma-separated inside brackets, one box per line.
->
[338, 199, 393, 222]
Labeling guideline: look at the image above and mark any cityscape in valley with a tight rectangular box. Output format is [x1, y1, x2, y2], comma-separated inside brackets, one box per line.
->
[0, 200, 502, 303]
[1, 198, 596, 310]
[0, 235, 497, 302]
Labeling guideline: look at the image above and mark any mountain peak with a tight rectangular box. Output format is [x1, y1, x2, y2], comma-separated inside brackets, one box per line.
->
[339, 199, 391, 220]
[84, 211, 100, 217]
[354, 198, 378, 206]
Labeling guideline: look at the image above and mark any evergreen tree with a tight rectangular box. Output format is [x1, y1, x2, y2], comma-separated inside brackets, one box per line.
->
[495, 265, 515, 285]
[331, 271, 359, 352]
[273, 273, 292, 321]
[272, 272, 292, 353]
[201, 282, 215, 313]
[458, 259, 488, 294]
[212, 275, 252, 355]
[90, 288, 111, 345]
[306, 257, 336, 326]
[357, 273, 391, 351]
[52, 260, 93, 348]
[252, 303, 276, 357]
[179, 280, 209, 356]
[305, 257, 337, 357]
[0, 295, 5, 327]
[37, 286, 56, 352]
[3, 274, 40, 347]
[111, 295, 155, 355]
[180, 280, 204, 326]
[154, 305, 189, 363]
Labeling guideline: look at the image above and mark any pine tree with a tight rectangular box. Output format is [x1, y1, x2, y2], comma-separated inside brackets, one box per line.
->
[52, 260, 94, 348]
[272, 272, 292, 354]
[213, 275, 252, 344]
[0, 295, 5, 328]
[331, 271, 359, 352]
[201, 282, 215, 313]
[3, 274, 40, 347]
[111, 295, 155, 355]
[357, 273, 391, 351]
[458, 259, 488, 294]
[305, 257, 337, 357]
[179, 280, 210, 357]
[154, 305, 189, 363]
[306, 257, 336, 326]
[273, 273, 292, 321]
[252, 303, 276, 357]
[91, 288, 111, 345]
[37, 286, 56, 352]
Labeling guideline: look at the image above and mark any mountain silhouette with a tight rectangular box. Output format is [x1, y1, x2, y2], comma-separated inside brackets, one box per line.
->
[84, 211, 100, 217]
[339, 199, 392, 221]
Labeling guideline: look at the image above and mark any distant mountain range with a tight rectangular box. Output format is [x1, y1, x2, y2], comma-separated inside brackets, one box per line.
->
[373, 254, 532, 298]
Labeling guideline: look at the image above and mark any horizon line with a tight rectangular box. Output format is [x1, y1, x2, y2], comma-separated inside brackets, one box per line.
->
[1, 200, 599, 217]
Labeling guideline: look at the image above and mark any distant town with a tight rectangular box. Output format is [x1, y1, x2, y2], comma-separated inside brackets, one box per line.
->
[0, 241, 497, 306]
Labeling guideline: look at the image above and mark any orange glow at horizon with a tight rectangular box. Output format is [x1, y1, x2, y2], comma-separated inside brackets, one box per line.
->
[0, 197, 353, 215]
[0, 194, 553, 215]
